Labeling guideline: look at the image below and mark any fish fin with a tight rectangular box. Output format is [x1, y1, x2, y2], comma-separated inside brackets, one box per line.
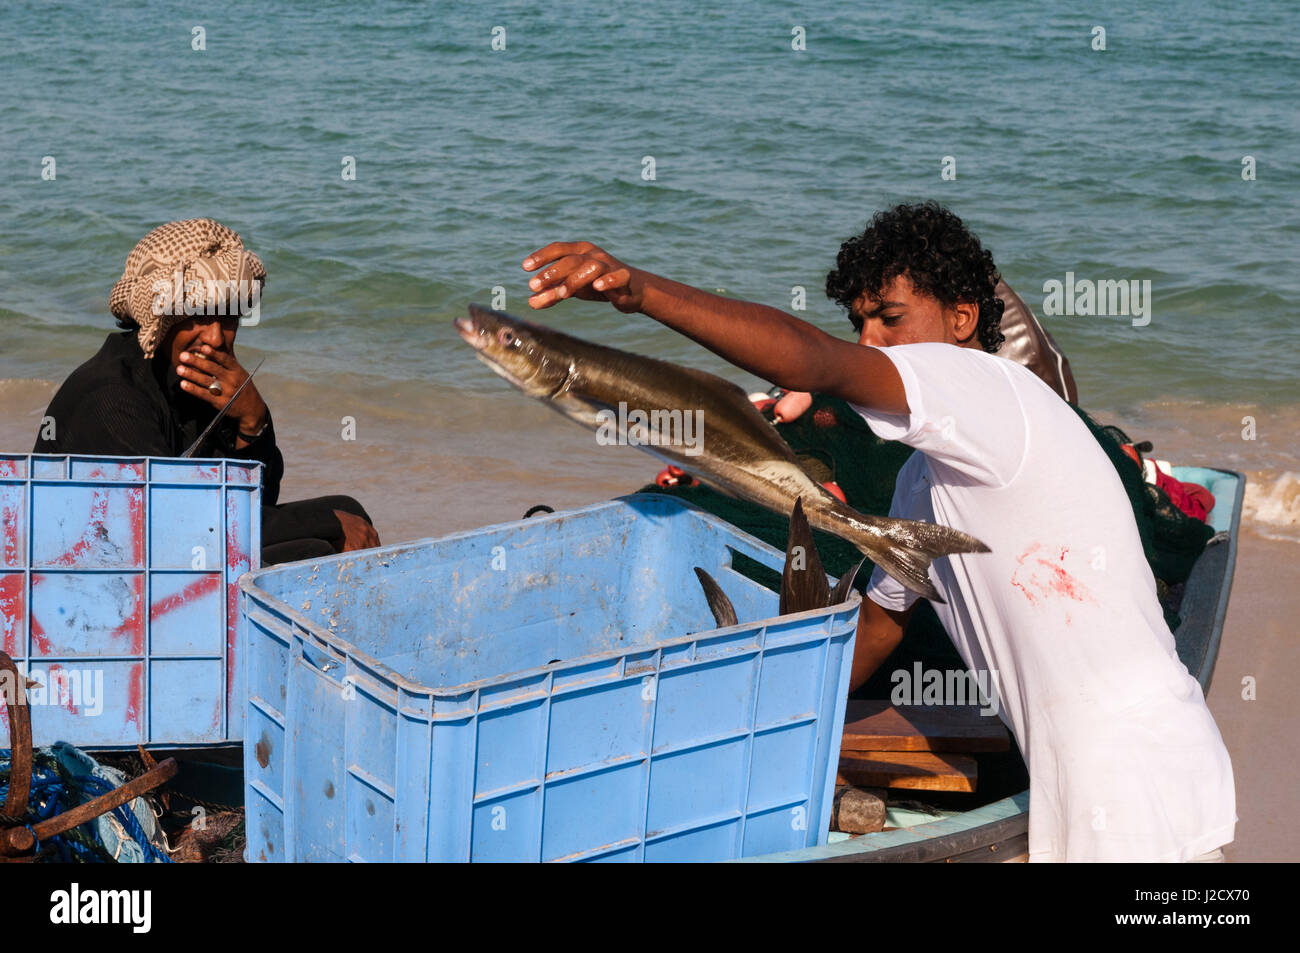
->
[694, 567, 739, 628]
[781, 497, 832, 614]
[828, 557, 866, 606]
[867, 547, 945, 603]
[850, 519, 990, 604]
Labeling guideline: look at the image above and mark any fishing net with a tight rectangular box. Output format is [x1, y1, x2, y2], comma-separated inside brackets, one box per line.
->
[0, 745, 170, 863]
[636, 394, 1215, 698]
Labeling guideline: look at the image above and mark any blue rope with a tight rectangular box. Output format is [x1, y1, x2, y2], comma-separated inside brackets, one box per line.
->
[1, 763, 66, 823]
[1, 761, 99, 861]
[1, 756, 171, 863]
[74, 773, 172, 864]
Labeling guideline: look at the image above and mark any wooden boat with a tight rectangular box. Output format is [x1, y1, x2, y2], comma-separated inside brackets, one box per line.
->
[743, 465, 1245, 863]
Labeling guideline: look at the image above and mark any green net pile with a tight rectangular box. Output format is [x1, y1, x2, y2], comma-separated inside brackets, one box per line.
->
[1066, 406, 1215, 590]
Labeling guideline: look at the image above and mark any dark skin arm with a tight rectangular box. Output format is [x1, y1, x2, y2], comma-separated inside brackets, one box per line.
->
[851, 598, 914, 692]
[520, 242, 910, 415]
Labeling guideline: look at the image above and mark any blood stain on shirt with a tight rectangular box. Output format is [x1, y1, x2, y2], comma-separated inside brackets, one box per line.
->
[1011, 543, 1098, 619]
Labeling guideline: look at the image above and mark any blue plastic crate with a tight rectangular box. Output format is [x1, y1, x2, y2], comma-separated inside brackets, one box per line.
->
[0, 454, 261, 748]
[240, 494, 859, 863]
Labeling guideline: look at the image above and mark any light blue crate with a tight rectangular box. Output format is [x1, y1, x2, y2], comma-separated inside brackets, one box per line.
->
[240, 493, 859, 863]
[0, 453, 261, 747]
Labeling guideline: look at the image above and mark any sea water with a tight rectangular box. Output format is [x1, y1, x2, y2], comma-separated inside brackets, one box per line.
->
[0, 0, 1295, 543]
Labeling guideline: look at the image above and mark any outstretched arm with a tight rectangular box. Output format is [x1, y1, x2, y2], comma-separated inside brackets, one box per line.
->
[522, 242, 909, 415]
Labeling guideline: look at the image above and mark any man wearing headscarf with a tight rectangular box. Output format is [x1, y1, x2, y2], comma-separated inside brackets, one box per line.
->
[34, 218, 380, 564]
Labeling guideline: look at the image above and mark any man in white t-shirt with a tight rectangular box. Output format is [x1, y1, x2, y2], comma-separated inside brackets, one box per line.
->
[520, 201, 1236, 862]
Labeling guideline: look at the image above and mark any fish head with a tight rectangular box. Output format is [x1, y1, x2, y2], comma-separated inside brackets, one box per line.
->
[454, 304, 574, 398]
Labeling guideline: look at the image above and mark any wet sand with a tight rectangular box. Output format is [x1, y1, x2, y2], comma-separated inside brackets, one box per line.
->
[1, 373, 1295, 861]
[1202, 531, 1299, 861]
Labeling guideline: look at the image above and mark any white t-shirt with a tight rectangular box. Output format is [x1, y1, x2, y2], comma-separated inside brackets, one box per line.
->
[851, 342, 1236, 862]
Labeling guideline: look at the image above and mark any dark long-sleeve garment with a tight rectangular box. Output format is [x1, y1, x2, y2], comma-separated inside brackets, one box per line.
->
[34, 331, 346, 548]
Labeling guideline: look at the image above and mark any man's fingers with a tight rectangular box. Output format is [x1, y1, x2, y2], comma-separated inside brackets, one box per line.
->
[196, 346, 240, 371]
[176, 363, 218, 389]
[530, 268, 635, 310]
[178, 378, 224, 407]
[563, 260, 614, 299]
[522, 241, 595, 271]
[521, 242, 630, 308]
[527, 254, 590, 294]
[592, 268, 631, 293]
[527, 287, 567, 309]
[180, 352, 229, 379]
[334, 511, 381, 552]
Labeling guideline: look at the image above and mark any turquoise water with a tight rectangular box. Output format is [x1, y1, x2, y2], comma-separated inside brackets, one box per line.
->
[1, 0, 1296, 408]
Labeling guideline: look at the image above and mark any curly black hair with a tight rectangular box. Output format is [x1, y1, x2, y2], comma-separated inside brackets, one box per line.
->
[825, 201, 1005, 353]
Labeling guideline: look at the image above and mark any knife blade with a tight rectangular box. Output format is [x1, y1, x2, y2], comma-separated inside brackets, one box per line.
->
[182, 357, 266, 459]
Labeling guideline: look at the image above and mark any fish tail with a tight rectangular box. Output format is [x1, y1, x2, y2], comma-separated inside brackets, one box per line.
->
[890, 519, 991, 558]
[848, 517, 990, 604]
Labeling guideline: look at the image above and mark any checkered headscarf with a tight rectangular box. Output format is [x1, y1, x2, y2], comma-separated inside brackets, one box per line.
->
[109, 218, 266, 358]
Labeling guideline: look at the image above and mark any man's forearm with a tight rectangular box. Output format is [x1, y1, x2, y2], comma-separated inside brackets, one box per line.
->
[849, 600, 911, 692]
[523, 241, 909, 413]
[850, 629, 903, 693]
[636, 272, 842, 393]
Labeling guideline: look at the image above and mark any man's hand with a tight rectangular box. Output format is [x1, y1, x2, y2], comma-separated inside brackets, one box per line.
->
[522, 242, 645, 313]
[177, 344, 268, 435]
[333, 510, 380, 552]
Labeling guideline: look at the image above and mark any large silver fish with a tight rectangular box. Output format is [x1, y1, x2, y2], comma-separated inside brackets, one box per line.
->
[454, 304, 989, 600]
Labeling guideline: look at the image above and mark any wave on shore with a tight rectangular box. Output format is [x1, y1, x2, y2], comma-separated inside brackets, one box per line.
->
[1, 374, 1295, 545]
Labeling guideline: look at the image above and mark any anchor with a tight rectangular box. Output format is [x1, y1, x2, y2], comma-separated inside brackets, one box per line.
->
[0, 651, 177, 862]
